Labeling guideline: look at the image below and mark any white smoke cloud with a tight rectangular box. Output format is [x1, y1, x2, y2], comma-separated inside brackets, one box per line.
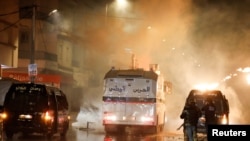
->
[71, 0, 250, 133]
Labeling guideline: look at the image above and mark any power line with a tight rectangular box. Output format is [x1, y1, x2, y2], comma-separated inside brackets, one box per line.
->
[0, 11, 19, 16]
[0, 19, 22, 32]
[0, 11, 32, 32]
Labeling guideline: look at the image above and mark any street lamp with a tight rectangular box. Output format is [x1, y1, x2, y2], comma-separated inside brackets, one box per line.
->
[48, 9, 58, 16]
[105, 0, 129, 24]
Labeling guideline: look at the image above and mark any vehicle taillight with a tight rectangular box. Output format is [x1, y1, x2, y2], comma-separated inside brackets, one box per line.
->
[104, 114, 117, 121]
[104, 136, 114, 141]
[216, 114, 228, 124]
[220, 114, 228, 124]
[42, 111, 53, 121]
[141, 116, 154, 122]
[0, 112, 7, 120]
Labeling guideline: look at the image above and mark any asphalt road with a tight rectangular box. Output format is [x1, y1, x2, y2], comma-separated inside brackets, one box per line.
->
[0, 112, 207, 141]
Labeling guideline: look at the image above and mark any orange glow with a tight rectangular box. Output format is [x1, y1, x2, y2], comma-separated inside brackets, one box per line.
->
[141, 116, 154, 122]
[246, 74, 250, 85]
[193, 83, 219, 91]
[43, 111, 53, 121]
[221, 115, 228, 124]
[0, 112, 7, 119]
[116, 0, 129, 9]
[104, 114, 117, 121]
[2, 72, 61, 88]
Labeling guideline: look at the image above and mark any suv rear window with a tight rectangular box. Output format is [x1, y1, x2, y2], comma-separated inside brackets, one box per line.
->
[4, 83, 48, 112]
[186, 89, 229, 114]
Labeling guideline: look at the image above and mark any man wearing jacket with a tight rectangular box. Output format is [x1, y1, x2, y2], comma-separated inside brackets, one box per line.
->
[202, 98, 217, 132]
[180, 100, 202, 141]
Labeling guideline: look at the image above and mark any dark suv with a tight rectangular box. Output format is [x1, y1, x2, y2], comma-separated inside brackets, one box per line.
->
[185, 89, 230, 133]
[2, 82, 70, 138]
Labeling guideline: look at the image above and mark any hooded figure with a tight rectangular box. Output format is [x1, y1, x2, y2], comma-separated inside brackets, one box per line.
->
[180, 100, 202, 141]
[202, 98, 217, 130]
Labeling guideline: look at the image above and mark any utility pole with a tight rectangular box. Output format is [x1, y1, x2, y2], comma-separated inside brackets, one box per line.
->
[29, 4, 37, 83]
[31, 4, 36, 65]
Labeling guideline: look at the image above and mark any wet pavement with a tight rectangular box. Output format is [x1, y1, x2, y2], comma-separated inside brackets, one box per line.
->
[0, 111, 207, 141]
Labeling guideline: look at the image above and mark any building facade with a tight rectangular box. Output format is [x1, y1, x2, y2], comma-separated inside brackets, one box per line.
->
[0, 0, 91, 111]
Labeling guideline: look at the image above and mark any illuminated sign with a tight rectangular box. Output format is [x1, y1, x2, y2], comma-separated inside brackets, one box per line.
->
[2, 72, 61, 88]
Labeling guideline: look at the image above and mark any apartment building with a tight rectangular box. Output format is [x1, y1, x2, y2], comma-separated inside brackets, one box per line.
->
[0, 0, 90, 111]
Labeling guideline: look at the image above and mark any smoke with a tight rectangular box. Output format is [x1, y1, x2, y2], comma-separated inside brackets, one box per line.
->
[72, 87, 104, 130]
[71, 0, 250, 132]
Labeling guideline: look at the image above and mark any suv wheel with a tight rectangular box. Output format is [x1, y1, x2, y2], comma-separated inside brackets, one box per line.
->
[60, 122, 69, 137]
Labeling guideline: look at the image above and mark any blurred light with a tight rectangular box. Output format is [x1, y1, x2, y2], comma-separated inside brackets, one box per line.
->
[48, 9, 58, 16]
[237, 68, 243, 72]
[19, 114, 32, 119]
[224, 67, 250, 85]
[104, 136, 114, 141]
[193, 83, 219, 90]
[104, 114, 117, 121]
[113, 0, 130, 14]
[116, 0, 129, 8]
[0, 64, 12, 69]
[141, 116, 154, 122]
[222, 73, 238, 82]
[42, 111, 53, 121]
[221, 115, 228, 124]
[223, 75, 232, 81]
[246, 74, 250, 85]
[0, 112, 7, 119]
[237, 67, 250, 73]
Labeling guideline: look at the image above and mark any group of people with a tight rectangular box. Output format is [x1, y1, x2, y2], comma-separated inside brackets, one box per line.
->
[180, 98, 216, 141]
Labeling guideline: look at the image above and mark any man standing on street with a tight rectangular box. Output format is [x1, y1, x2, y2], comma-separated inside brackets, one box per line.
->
[180, 100, 202, 141]
[202, 98, 217, 132]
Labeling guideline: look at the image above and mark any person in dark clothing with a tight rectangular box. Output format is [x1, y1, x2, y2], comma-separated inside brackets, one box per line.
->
[201, 98, 217, 132]
[180, 100, 202, 141]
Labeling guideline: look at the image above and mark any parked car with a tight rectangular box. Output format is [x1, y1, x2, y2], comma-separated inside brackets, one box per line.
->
[185, 89, 230, 133]
[2, 82, 70, 139]
[0, 77, 19, 140]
